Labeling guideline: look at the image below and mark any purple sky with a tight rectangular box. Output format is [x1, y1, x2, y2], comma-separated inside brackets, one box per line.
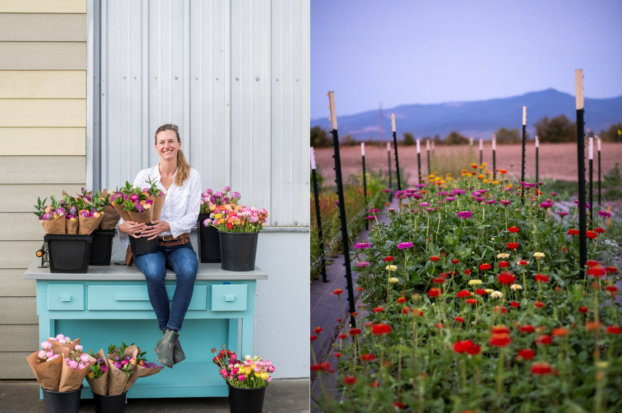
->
[311, 0, 622, 120]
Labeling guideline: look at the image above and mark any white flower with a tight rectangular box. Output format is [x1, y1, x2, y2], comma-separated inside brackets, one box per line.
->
[490, 291, 503, 299]
[468, 279, 482, 285]
[497, 253, 510, 259]
[244, 355, 251, 360]
[510, 284, 523, 291]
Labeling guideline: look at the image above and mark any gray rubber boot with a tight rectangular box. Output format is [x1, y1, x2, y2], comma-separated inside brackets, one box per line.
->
[155, 330, 186, 364]
[155, 329, 178, 368]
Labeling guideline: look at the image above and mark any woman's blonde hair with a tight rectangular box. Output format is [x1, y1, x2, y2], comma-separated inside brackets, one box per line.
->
[155, 124, 190, 186]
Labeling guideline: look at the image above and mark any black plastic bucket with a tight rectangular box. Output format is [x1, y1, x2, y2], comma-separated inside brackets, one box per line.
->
[129, 223, 159, 256]
[89, 229, 116, 266]
[44, 234, 92, 273]
[42, 385, 82, 413]
[93, 391, 126, 413]
[197, 213, 221, 263]
[219, 231, 259, 272]
[227, 383, 266, 413]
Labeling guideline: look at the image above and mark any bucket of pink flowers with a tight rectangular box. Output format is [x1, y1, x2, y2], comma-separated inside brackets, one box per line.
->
[212, 346, 275, 413]
[204, 199, 268, 271]
[197, 186, 242, 263]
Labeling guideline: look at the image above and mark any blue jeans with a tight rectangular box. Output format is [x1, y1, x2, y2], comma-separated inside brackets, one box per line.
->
[134, 242, 198, 331]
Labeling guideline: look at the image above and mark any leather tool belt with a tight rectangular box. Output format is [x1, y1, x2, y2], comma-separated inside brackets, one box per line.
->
[157, 232, 190, 247]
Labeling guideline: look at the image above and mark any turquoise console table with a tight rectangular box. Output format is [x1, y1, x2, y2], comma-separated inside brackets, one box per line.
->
[23, 260, 267, 399]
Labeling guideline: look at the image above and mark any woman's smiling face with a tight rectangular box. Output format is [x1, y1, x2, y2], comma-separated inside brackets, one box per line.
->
[155, 129, 180, 162]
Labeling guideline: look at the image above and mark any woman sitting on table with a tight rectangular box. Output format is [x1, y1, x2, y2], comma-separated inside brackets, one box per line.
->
[117, 123, 201, 368]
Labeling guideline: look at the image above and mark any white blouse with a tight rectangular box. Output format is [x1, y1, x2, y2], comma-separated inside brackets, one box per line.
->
[117, 164, 202, 248]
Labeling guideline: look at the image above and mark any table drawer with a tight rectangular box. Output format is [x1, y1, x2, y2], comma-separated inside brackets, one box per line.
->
[211, 284, 247, 312]
[88, 285, 207, 311]
[47, 284, 84, 311]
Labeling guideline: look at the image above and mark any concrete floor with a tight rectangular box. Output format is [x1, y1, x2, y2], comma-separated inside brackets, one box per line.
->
[0, 379, 309, 413]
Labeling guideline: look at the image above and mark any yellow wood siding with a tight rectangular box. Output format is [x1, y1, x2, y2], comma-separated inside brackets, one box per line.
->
[0, 184, 84, 212]
[0, 99, 86, 127]
[0, 42, 86, 69]
[0, 156, 85, 183]
[0, 71, 86, 98]
[0, 13, 86, 41]
[0, 0, 86, 14]
[0, 128, 86, 155]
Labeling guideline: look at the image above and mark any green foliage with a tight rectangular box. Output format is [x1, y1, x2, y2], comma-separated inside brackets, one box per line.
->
[444, 131, 470, 145]
[598, 122, 622, 143]
[341, 134, 357, 146]
[311, 126, 332, 148]
[535, 115, 577, 143]
[604, 163, 621, 187]
[402, 132, 416, 146]
[495, 127, 522, 144]
[429, 146, 477, 178]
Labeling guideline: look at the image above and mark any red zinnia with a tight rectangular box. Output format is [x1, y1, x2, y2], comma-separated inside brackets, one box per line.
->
[518, 260, 529, 266]
[475, 289, 487, 296]
[453, 340, 475, 353]
[454, 316, 465, 323]
[498, 272, 516, 285]
[456, 290, 472, 298]
[518, 349, 535, 360]
[433, 277, 446, 284]
[411, 309, 424, 317]
[588, 268, 606, 277]
[467, 343, 481, 355]
[498, 261, 509, 268]
[510, 301, 520, 308]
[396, 297, 408, 303]
[333, 289, 343, 295]
[430, 256, 440, 261]
[606, 266, 618, 274]
[534, 274, 549, 283]
[494, 306, 508, 314]
[349, 328, 362, 336]
[435, 323, 445, 329]
[394, 401, 405, 410]
[606, 286, 618, 294]
[344, 376, 357, 385]
[520, 325, 535, 333]
[402, 307, 411, 314]
[373, 306, 384, 313]
[606, 326, 622, 335]
[439, 272, 449, 278]
[578, 306, 588, 314]
[587, 260, 599, 267]
[479, 263, 492, 271]
[586, 321, 602, 331]
[466, 298, 477, 305]
[508, 226, 519, 233]
[372, 324, 391, 335]
[361, 354, 376, 361]
[338, 334, 347, 339]
[451, 259, 460, 264]
[334, 352, 342, 358]
[310, 335, 317, 341]
[356, 286, 364, 291]
[534, 301, 545, 308]
[314, 327, 323, 333]
[428, 288, 442, 297]
[536, 335, 552, 345]
[384, 256, 395, 262]
[551, 328, 569, 337]
[594, 227, 605, 234]
[586, 231, 597, 240]
[531, 362, 552, 375]
[365, 321, 373, 327]
[492, 325, 510, 334]
[490, 334, 511, 347]
[507, 242, 519, 250]
[568, 228, 579, 236]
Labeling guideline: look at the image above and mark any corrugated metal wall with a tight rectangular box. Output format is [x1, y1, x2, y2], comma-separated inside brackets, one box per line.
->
[94, 0, 309, 226]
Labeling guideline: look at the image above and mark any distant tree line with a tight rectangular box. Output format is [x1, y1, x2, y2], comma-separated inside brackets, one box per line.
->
[310, 116, 622, 148]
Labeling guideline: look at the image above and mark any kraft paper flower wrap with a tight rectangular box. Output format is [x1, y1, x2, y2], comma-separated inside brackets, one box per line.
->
[111, 181, 135, 221]
[26, 341, 67, 391]
[35, 196, 66, 234]
[47, 336, 81, 353]
[122, 346, 163, 393]
[85, 349, 109, 396]
[61, 194, 80, 234]
[145, 177, 166, 221]
[107, 344, 138, 395]
[97, 189, 121, 230]
[59, 349, 96, 392]
[124, 189, 154, 224]
[76, 197, 105, 235]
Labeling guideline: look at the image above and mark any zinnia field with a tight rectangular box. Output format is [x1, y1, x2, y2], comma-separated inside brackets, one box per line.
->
[312, 165, 622, 413]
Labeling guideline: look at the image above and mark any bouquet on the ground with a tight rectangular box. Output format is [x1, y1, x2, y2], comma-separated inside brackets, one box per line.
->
[86, 349, 109, 396]
[47, 334, 81, 352]
[106, 342, 163, 395]
[97, 189, 121, 229]
[35, 196, 66, 234]
[212, 346, 274, 389]
[122, 345, 164, 392]
[206, 204, 268, 233]
[111, 182, 132, 221]
[62, 195, 79, 234]
[26, 340, 65, 391]
[144, 177, 166, 220]
[122, 187, 154, 224]
[59, 344, 96, 391]
[76, 196, 105, 234]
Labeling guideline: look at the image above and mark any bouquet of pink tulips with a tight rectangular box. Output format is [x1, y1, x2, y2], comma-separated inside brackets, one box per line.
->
[212, 346, 275, 389]
[26, 340, 65, 391]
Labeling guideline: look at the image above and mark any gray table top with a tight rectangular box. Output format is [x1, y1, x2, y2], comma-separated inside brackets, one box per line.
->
[23, 260, 268, 281]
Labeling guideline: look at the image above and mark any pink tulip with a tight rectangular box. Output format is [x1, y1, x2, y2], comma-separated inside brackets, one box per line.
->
[38, 350, 46, 359]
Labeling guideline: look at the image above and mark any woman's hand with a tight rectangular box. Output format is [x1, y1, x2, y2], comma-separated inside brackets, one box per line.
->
[141, 220, 171, 240]
[118, 221, 145, 237]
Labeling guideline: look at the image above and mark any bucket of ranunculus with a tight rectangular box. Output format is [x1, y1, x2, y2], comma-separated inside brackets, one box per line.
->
[212, 346, 274, 413]
[197, 186, 241, 263]
[26, 336, 94, 413]
[209, 204, 268, 271]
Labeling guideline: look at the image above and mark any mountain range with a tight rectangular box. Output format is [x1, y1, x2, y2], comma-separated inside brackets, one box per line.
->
[310, 89, 622, 140]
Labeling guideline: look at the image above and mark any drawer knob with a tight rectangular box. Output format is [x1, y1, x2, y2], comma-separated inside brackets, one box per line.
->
[61, 295, 72, 302]
[224, 295, 235, 302]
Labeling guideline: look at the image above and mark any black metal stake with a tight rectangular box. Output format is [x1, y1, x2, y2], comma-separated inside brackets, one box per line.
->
[521, 123, 526, 203]
[392, 131, 401, 191]
[312, 167, 328, 283]
[328, 91, 356, 328]
[576, 107, 587, 278]
[362, 152, 368, 230]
